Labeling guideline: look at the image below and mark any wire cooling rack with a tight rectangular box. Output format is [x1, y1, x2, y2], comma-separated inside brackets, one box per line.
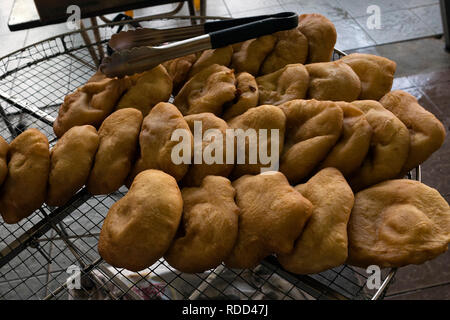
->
[0, 14, 418, 300]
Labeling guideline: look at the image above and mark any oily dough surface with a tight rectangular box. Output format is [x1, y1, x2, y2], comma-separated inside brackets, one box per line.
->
[174, 64, 236, 116]
[347, 179, 450, 268]
[162, 54, 198, 94]
[279, 99, 343, 184]
[165, 176, 239, 273]
[298, 13, 337, 63]
[319, 102, 372, 177]
[223, 72, 259, 120]
[227, 105, 286, 178]
[0, 129, 50, 224]
[260, 28, 308, 75]
[257, 64, 310, 106]
[0, 136, 8, 187]
[231, 35, 277, 75]
[349, 100, 410, 191]
[98, 169, 183, 272]
[87, 108, 143, 195]
[129, 102, 193, 183]
[341, 53, 396, 100]
[47, 125, 99, 206]
[182, 113, 234, 187]
[306, 61, 361, 102]
[380, 90, 446, 174]
[278, 168, 354, 274]
[116, 64, 172, 116]
[189, 46, 233, 77]
[53, 76, 130, 137]
[225, 171, 313, 269]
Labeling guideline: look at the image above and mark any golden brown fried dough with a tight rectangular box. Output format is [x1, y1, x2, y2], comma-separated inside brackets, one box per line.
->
[227, 105, 286, 178]
[165, 176, 239, 273]
[0, 129, 49, 224]
[298, 13, 337, 63]
[306, 61, 361, 102]
[260, 28, 308, 75]
[257, 64, 309, 106]
[348, 179, 450, 268]
[0, 136, 8, 187]
[380, 90, 446, 174]
[174, 64, 236, 116]
[87, 69, 107, 83]
[163, 54, 198, 93]
[225, 172, 313, 269]
[318, 102, 372, 177]
[87, 109, 143, 195]
[46, 126, 99, 206]
[182, 113, 234, 187]
[99, 169, 183, 272]
[129, 102, 192, 182]
[349, 100, 410, 191]
[53, 77, 130, 138]
[279, 168, 354, 274]
[117, 65, 172, 116]
[341, 53, 396, 100]
[189, 46, 233, 77]
[231, 35, 277, 75]
[223, 72, 259, 120]
[279, 99, 343, 184]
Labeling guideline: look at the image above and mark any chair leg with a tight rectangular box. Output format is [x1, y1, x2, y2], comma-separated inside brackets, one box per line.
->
[187, 0, 197, 25]
[200, 0, 206, 23]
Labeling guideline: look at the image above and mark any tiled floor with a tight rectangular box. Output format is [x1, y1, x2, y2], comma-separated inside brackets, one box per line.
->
[0, 0, 449, 300]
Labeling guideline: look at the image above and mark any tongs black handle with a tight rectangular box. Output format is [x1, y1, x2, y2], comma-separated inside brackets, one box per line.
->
[205, 12, 298, 49]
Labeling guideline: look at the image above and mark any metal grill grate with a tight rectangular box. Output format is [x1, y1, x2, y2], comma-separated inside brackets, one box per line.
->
[0, 15, 412, 300]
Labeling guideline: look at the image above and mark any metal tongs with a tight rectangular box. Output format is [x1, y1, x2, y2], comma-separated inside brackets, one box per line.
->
[100, 12, 298, 78]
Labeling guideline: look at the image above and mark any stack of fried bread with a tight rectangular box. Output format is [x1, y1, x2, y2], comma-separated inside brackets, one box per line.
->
[0, 13, 449, 275]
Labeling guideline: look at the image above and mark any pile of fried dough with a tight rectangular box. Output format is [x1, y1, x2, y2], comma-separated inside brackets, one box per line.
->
[0, 13, 449, 275]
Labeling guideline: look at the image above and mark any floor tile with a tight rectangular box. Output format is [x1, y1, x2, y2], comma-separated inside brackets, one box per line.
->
[411, 4, 444, 34]
[387, 251, 450, 295]
[203, 0, 231, 16]
[421, 81, 450, 113]
[348, 38, 450, 77]
[408, 68, 450, 87]
[333, 18, 376, 51]
[24, 22, 71, 47]
[294, 0, 351, 22]
[337, 0, 406, 18]
[391, 76, 415, 90]
[400, 0, 439, 9]
[224, 0, 281, 15]
[386, 283, 450, 300]
[355, 9, 435, 45]
[0, 30, 27, 57]
[232, 6, 284, 18]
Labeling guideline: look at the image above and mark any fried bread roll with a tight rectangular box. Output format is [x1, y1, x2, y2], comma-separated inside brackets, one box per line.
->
[298, 13, 337, 63]
[279, 168, 354, 274]
[348, 179, 450, 268]
[47, 125, 99, 206]
[306, 61, 361, 102]
[380, 90, 446, 174]
[341, 53, 396, 100]
[0, 129, 49, 224]
[87, 109, 143, 195]
[225, 172, 313, 269]
[165, 176, 239, 273]
[174, 64, 236, 116]
[349, 100, 409, 191]
[279, 99, 343, 184]
[99, 169, 183, 272]
[116, 65, 172, 116]
[257, 64, 309, 106]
